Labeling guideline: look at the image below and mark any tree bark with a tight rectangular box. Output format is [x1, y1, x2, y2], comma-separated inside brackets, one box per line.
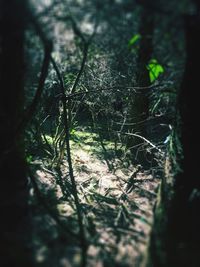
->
[143, 6, 200, 267]
[128, 2, 154, 166]
[0, 1, 31, 266]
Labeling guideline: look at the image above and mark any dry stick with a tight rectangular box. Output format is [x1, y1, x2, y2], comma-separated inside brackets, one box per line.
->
[55, 83, 161, 101]
[70, 45, 88, 93]
[69, 26, 97, 96]
[16, 9, 53, 134]
[71, 94, 86, 123]
[113, 117, 152, 126]
[19, 43, 52, 132]
[66, 14, 97, 125]
[28, 11, 87, 266]
[68, 43, 89, 125]
[116, 131, 164, 155]
[50, 57, 87, 267]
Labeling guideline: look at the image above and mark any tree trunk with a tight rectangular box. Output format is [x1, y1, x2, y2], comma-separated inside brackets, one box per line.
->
[128, 2, 154, 166]
[143, 6, 200, 267]
[0, 1, 31, 266]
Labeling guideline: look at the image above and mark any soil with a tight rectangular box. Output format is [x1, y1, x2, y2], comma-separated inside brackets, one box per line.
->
[29, 129, 161, 267]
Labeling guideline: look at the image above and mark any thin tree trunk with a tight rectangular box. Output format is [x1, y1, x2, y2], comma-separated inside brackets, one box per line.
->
[128, 2, 154, 166]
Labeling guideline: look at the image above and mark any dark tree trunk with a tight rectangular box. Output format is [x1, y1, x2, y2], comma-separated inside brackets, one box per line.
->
[143, 5, 200, 267]
[128, 2, 154, 166]
[0, 1, 31, 266]
[166, 12, 200, 267]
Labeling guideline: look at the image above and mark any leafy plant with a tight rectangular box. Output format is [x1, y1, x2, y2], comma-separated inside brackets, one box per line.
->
[147, 59, 164, 82]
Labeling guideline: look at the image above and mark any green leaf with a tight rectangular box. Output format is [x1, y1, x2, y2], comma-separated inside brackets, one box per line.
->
[147, 59, 164, 82]
[26, 155, 33, 163]
[128, 34, 141, 47]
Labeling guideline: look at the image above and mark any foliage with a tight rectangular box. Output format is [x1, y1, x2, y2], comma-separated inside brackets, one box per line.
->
[128, 33, 141, 48]
[147, 59, 164, 83]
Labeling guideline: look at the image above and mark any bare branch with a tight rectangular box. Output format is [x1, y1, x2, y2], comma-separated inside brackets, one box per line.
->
[25, 9, 88, 267]
[50, 56, 88, 267]
[117, 131, 164, 155]
[17, 42, 52, 133]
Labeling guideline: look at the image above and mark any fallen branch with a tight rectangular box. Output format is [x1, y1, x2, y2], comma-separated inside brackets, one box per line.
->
[116, 131, 164, 155]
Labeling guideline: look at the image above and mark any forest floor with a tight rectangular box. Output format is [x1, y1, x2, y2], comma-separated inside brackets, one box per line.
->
[29, 127, 161, 267]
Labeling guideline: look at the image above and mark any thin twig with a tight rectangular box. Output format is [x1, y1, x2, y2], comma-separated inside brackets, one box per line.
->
[116, 131, 164, 155]
[17, 38, 52, 134]
[55, 83, 160, 101]
[50, 57, 87, 267]
[25, 10, 87, 267]
[65, 13, 98, 125]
